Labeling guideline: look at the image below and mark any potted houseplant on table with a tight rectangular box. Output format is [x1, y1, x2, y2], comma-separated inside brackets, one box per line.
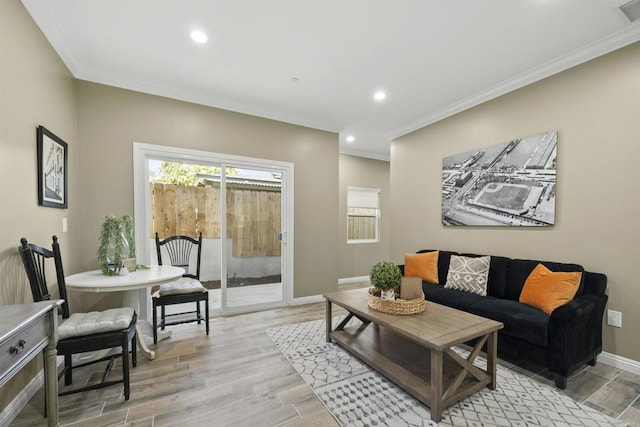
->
[370, 260, 402, 300]
[97, 214, 137, 275]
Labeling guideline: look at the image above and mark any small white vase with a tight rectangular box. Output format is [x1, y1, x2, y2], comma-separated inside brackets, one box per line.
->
[381, 289, 396, 300]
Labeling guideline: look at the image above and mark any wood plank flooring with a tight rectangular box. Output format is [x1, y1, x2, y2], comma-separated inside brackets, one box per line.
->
[10, 299, 640, 426]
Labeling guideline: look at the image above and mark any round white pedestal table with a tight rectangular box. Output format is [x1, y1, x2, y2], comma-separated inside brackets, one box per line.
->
[65, 265, 184, 360]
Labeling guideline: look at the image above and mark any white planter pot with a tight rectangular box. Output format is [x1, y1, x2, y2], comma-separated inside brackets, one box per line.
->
[381, 289, 396, 300]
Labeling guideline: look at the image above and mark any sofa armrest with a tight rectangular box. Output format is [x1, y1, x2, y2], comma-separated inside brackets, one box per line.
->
[548, 293, 608, 376]
[582, 271, 607, 296]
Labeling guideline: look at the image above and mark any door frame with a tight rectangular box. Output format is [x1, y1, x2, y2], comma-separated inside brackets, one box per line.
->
[132, 142, 294, 315]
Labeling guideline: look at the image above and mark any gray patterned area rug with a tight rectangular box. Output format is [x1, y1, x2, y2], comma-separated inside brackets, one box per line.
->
[265, 318, 627, 427]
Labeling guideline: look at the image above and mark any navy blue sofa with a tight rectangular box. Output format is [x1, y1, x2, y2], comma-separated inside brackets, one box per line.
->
[401, 249, 608, 389]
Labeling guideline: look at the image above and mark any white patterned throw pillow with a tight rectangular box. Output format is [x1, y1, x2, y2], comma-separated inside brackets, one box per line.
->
[444, 255, 491, 296]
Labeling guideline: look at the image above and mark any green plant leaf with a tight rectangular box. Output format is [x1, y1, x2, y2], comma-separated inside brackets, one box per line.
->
[97, 214, 137, 275]
[369, 261, 401, 291]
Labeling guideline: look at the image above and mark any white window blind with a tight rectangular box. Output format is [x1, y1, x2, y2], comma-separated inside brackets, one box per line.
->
[347, 189, 379, 209]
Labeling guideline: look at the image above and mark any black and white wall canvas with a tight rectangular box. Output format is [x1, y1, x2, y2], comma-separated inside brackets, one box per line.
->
[442, 131, 557, 226]
[37, 125, 68, 208]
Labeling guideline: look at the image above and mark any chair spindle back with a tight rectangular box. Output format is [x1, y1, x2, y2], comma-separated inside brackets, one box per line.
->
[19, 235, 70, 318]
[155, 232, 202, 280]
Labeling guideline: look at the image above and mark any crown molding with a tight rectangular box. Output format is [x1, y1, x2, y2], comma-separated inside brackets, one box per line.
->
[388, 23, 640, 141]
[339, 147, 390, 162]
[22, 0, 82, 76]
[23, 0, 640, 159]
[76, 71, 342, 135]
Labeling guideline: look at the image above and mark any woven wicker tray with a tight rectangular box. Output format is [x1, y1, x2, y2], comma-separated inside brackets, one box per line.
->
[367, 288, 425, 315]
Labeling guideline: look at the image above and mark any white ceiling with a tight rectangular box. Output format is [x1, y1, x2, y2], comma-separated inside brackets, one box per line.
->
[22, 0, 640, 160]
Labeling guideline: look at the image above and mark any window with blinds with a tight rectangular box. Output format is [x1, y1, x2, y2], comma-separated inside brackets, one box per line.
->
[347, 187, 380, 243]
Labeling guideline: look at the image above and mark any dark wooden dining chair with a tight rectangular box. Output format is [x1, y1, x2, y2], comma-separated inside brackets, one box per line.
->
[19, 236, 137, 400]
[153, 232, 209, 343]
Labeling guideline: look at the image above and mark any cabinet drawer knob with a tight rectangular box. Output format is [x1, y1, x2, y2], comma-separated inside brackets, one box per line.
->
[10, 339, 26, 355]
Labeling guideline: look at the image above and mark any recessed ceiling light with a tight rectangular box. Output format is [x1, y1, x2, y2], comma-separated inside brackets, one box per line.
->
[346, 135, 355, 143]
[291, 77, 300, 83]
[373, 90, 386, 101]
[190, 30, 208, 44]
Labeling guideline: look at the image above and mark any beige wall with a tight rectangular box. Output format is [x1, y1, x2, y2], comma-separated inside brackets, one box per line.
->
[339, 154, 390, 278]
[390, 42, 640, 361]
[75, 81, 339, 301]
[0, 0, 78, 413]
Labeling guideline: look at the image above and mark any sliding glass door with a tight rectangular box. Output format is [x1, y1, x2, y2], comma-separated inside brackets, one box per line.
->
[223, 166, 283, 309]
[133, 143, 292, 317]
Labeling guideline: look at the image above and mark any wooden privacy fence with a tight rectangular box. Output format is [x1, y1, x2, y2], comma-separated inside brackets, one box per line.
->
[151, 183, 281, 257]
[347, 216, 376, 240]
[347, 207, 377, 240]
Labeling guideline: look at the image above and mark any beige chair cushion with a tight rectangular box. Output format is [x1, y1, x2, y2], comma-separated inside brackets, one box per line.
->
[58, 307, 134, 340]
[158, 279, 205, 296]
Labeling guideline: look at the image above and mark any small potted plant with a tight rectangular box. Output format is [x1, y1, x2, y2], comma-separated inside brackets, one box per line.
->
[97, 214, 136, 275]
[370, 260, 402, 300]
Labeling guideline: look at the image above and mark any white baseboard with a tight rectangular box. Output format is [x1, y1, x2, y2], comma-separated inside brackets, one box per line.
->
[599, 351, 640, 375]
[0, 370, 44, 426]
[338, 276, 369, 285]
[290, 295, 324, 306]
[291, 276, 370, 306]
[290, 277, 370, 306]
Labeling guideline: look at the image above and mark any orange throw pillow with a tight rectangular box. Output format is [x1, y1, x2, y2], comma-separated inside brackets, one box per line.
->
[519, 264, 582, 315]
[404, 251, 439, 284]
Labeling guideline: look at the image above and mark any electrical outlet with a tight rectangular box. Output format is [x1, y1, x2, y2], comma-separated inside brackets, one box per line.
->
[607, 310, 622, 328]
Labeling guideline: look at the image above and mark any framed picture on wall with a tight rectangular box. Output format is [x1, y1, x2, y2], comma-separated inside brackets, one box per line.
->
[37, 125, 68, 208]
[441, 130, 557, 226]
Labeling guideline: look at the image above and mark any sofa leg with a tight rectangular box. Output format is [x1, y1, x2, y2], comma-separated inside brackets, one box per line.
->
[588, 355, 597, 366]
[554, 374, 567, 389]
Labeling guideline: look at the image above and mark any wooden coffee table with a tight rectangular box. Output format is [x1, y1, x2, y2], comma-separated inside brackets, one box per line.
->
[324, 288, 503, 422]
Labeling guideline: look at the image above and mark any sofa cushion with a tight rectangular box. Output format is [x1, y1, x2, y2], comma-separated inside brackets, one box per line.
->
[519, 264, 581, 314]
[505, 259, 585, 301]
[460, 253, 511, 299]
[405, 251, 439, 283]
[469, 298, 549, 347]
[417, 249, 458, 286]
[444, 255, 490, 296]
[422, 282, 486, 312]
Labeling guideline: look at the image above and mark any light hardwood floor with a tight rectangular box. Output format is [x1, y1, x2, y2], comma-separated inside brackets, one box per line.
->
[10, 300, 640, 426]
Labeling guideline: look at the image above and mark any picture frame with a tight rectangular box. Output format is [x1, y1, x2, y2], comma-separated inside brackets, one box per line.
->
[37, 125, 68, 208]
[442, 130, 557, 227]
